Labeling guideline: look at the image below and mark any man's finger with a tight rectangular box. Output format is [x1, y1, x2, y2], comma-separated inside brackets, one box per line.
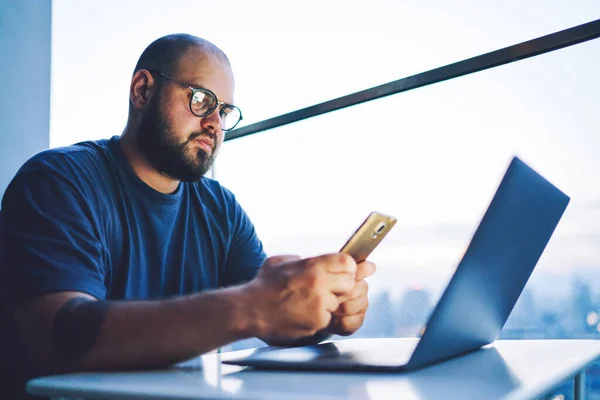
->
[323, 292, 341, 313]
[305, 254, 356, 295]
[329, 313, 365, 336]
[310, 253, 357, 276]
[337, 279, 368, 303]
[355, 261, 376, 281]
[334, 293, 368, 317]
[325, 272, 356, 295]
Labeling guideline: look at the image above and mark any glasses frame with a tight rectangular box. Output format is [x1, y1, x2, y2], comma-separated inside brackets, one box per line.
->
[148, 70, 243, 131]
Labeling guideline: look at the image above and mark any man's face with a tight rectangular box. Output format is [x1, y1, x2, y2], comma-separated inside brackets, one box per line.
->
[137, 52, 234, 182]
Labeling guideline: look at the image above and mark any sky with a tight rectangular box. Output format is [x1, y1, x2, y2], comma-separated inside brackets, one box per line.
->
[51, 0, 600, 300]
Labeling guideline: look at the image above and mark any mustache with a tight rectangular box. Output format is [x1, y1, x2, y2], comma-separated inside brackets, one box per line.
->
[188, 131, 216, 142]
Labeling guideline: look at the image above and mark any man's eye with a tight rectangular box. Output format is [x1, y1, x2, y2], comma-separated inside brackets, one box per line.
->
[192, 92, 206, 104]
[219, 106, 232, 117]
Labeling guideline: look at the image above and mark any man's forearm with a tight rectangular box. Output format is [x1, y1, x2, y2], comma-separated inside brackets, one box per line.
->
[79, 286, 251, 370]
[21, 286, 254, 374]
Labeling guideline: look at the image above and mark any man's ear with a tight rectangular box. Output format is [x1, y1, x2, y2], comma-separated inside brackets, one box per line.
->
[130, 69, 158, 110]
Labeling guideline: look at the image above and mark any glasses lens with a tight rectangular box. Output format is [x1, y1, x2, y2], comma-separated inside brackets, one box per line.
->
[221, 105, 242, 131]
[190, 89, 217, 116]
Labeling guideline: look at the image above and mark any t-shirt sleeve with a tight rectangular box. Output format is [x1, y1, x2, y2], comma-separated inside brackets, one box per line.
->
[0, 169, 107, 307]
[220, 195, 267, 287]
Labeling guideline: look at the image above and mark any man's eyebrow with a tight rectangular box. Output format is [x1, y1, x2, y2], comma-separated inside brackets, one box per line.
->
[183, 78, 235, 106]
[187, 80, 206, 89]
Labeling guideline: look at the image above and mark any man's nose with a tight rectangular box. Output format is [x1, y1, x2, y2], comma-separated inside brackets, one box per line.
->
[200, 107, 222, 133]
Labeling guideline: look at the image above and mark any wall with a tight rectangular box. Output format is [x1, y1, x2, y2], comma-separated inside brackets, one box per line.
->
[0, 0, 51, 199]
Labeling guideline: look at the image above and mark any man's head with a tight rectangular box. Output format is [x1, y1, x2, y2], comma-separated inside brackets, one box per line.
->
[128, 34, 235, 182]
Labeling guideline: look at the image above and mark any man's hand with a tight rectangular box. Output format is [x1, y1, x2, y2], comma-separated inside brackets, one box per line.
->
[327, 260, 376, 336]
[243, 253, 357, 341]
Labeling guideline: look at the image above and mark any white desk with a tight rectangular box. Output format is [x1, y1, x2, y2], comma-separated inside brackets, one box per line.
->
[27, 339, 600, 400]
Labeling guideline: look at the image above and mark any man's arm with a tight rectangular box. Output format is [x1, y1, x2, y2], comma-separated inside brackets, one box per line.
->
[14, 253, 357, 375]
[15, 287, 251, 374]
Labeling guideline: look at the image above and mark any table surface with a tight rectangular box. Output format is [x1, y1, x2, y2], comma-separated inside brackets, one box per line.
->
[27, 338, 600, 400]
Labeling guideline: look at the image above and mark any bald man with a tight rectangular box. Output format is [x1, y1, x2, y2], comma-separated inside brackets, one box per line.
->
[0, 34, 374, 399]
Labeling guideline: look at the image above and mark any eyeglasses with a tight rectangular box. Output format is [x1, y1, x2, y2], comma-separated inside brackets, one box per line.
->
[149, 70, 243, 131]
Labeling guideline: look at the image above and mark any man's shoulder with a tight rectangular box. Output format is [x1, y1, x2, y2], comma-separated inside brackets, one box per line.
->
[4, 137, 120, 205]
[24, 138, 111, 169]
[19, 137, 115, 178]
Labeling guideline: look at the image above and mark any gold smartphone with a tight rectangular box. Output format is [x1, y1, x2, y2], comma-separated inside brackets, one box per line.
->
[339, 211, 397, 262]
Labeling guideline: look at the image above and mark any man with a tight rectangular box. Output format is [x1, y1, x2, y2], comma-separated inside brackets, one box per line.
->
[0, 34, 374, 398]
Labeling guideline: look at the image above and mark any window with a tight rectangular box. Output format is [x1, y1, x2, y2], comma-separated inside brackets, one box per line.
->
[51, 0, 599, 143]
[52, 1, 600, 396]
[216, 38, 600, 344]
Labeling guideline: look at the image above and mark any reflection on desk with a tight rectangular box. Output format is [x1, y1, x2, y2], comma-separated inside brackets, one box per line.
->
[27, 338, 600, 400]
[220, 343, 519, 399]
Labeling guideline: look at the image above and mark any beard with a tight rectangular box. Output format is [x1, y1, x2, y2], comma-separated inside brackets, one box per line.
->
[137, 95, 217, 182]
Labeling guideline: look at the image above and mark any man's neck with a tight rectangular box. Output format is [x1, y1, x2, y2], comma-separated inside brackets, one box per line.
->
[118, 130, 180, 195]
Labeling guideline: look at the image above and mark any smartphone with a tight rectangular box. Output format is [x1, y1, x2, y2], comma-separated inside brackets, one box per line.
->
[339, 211, 397, 262]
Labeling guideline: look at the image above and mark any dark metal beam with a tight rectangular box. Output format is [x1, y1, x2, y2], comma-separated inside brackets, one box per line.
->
[226, 18, 600, 141]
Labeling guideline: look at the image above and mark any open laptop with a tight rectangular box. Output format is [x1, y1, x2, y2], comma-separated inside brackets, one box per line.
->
[224, 156, 570, 372]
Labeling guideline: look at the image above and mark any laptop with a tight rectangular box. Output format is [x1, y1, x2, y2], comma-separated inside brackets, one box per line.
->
[224, 156, 570, 372]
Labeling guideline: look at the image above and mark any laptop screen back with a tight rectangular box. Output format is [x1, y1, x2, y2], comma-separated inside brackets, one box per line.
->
[407, 157, 570, 369]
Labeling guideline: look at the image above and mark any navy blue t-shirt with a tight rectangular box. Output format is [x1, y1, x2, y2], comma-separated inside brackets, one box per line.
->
[0, 136, 267, 398]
